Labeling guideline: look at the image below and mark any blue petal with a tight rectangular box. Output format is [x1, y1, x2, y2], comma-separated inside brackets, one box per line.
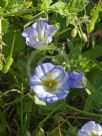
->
[51, 96, 59, 102]
[30, 75, 42, 86]
[78, 121, 102, 136]
[45, 24, 58, 36]
[44, 97, 53, 103]
[55, 88, 69, 99]
[47, 35, 52, 43]
[26, 39, 48, 48]
[32, 22, 37, 29]
[78, 131, 88, 136]
[26, 37, 36, 47]
[22, 27, 33, 38]
[69, 71, 87, 88]
[60, 80, 70, 93]
[81, 121, 96, 131]
[34, 63, 55, 78]
[22, 26, 39, 48]
[22, 21, 57, 49]
[31, 85, 48, 99]
[70, 71, 84, 80]
[35, 21, 47, 40]
[30, 63, 70, 104]
[43, 93, 58, 104]
[22, 26, 37, 39]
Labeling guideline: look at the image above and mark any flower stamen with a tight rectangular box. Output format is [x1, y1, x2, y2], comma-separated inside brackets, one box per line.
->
[43, 79, 58, 92]
[89, 132, 99, 136]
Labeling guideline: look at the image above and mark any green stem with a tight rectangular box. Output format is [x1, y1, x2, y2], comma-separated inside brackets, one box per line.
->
[9, 68, 19, 87]
[24, 11, 44, 28]
[9, 32, 16, 57]
[39, 102, 65, 126]
[0, 18, 2, 39]
[26, 49, 45, 79]
[0, 17, 2, 50]
[21, 84, 24, 136]
[0, 8, 38, 17]
[67, 104, 102, 119]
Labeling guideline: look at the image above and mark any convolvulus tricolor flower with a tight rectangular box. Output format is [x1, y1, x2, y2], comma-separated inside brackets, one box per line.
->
[30, 63, 70, 103]
[22, 21, 57, 49]
[78, 121, 102, 136]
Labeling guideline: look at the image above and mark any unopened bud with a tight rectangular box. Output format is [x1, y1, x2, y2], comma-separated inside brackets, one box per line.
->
[82, 33, 88, 42]
[87, 23, 94, 33]
[71, 28, 77, 38]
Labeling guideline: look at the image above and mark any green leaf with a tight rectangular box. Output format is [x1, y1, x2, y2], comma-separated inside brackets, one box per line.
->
[40, 101, 67, 113]
[41, 0, 52, 10]
[94, 74, 102, 92]
[3, 0, 32, 12]
[4, 0, 10, 8]
[84, 79, 102, 112]
[2, 18, 9, 33]
[51, 0, 89, 15]
[0, 0, 5, 10]
[6, 0, 24, 12]
[69, 0, 88, 13]
[23, 97, 33, 113]
[83, 46, 102, 59]
[87, 0, 102, 32]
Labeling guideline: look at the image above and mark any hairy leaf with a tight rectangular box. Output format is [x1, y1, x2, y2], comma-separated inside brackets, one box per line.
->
[51, 0, 89, 15]
[0, 0, 32, 12]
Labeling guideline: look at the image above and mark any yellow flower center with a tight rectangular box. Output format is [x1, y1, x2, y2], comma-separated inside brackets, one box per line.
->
[38, 37, 48, 42]
[43, 79, 58, 92]
[89, 132, 99, 136]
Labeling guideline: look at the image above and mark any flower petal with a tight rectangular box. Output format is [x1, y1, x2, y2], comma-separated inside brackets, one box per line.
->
[31, 85, 48, 99]
[35, 21, 47, 41]
[43, 66, 69, 86]
[46, 24, 58, 36]
[78, 130, 88, 136]
[78, 121, 102, 136]
[30, 75, 42, 86]
[30, 63, 70, 104]
[34, 63, 55, 78]
[22, 21, 57, 49]
[43, 87, 69, 104]
[69, 71, 87, 88]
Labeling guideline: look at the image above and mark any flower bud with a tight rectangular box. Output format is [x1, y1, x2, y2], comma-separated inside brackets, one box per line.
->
[82, 32, 88, 42]
[71, 28, 77, 38]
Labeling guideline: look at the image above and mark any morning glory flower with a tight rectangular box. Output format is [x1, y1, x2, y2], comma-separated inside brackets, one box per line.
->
[22, 21, 57, 49]
[69, 71, 87, 88]
[78, 121, 102, 136]
[30, 63, 70, 104]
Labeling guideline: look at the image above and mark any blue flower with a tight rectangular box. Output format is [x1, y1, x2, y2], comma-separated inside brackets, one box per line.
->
[30, 63, 70, 104]
[78, 121, 102, 136]
[69, 71, 87, 88]
[22, 21, 57, 49]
